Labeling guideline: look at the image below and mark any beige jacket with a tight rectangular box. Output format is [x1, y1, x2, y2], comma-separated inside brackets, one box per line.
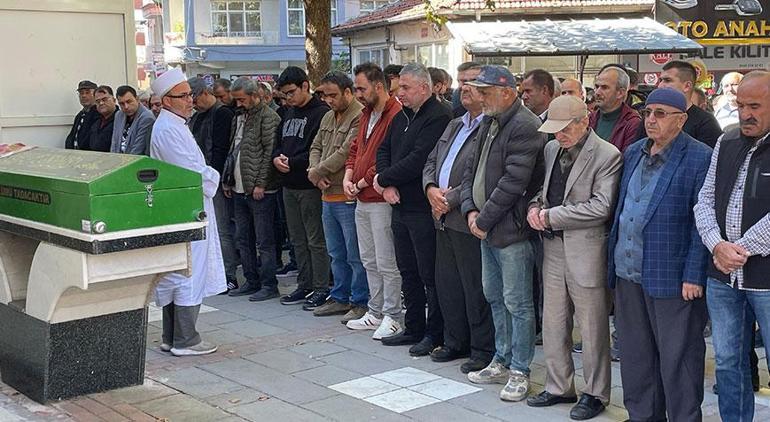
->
[308, 100, 364, 198]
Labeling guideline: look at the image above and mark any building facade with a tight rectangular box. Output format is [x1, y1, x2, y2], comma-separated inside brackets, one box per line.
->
[162, 0, 373, 82]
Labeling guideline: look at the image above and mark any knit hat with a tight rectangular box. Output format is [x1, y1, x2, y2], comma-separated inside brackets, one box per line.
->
[645, 88, 687, 112]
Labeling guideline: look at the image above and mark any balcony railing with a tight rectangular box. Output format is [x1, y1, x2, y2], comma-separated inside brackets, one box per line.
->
[195, 31, 281, 45]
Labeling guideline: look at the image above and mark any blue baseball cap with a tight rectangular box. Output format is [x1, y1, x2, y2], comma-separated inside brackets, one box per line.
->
[466, 65, 517, 88]
[645, 87, 687, 112]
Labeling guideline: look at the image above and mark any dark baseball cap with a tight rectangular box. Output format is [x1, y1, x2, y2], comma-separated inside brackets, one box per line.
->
[187, 77, 212, 98]
[76, 80, 98, 91]
[466, 65, 516, 88]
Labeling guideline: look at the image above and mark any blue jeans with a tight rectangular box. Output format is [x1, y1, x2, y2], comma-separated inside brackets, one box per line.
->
[323, 201, 368, 307]
[233, 192, 277, 288]
[481, 239, 535, 374]
[708, 278, 770, 422]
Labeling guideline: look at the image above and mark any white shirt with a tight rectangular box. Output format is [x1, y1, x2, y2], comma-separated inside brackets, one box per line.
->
[715, 102, 739, 130]
[149, 109, 227, 306]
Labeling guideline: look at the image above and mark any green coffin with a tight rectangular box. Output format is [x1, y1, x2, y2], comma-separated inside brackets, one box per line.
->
[0, 147, 204, 234]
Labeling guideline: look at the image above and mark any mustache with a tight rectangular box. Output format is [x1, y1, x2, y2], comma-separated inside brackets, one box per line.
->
[741, 118, 758, 126]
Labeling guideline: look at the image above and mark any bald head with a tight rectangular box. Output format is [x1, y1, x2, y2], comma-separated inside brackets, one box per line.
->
[560, 78, 585, 100]
[736, 70, 770, 139]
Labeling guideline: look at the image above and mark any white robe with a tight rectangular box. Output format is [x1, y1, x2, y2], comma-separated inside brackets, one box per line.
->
[150, 109, 226, 306]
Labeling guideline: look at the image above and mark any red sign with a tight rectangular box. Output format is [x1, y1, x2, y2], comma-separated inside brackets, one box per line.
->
[649, 53, 673, 65]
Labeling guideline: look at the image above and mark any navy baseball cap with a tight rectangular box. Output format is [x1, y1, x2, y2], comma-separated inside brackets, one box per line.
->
[466, 65, 517, 88]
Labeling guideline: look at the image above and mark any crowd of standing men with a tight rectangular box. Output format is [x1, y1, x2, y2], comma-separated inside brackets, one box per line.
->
[64, 59, 770, 421]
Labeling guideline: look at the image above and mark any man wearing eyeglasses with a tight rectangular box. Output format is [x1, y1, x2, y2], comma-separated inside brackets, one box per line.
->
[87, 85, 119, 152]
[149, 68, 227, 357]
[608, 88, 712, 421]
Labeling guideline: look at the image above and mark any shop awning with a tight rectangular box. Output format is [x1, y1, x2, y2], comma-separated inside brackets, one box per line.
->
[446, 17, 702, 57]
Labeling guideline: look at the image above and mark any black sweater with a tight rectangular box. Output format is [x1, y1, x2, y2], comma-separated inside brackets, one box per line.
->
[377, 95, 452, 213]
[272, 96, 330, 189]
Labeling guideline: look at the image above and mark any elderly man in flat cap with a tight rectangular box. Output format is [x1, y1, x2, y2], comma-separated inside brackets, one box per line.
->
[608, 88, 712, 421]
[150, 68, 227, 357]
[526, 95, 622, 420]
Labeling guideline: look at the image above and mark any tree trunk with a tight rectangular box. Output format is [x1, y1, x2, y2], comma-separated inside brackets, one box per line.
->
[304, 0, 332, 89]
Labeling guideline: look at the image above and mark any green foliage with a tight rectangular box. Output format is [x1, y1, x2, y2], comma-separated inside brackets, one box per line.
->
[332, 50, 351, 73]
[423, 0, 495, 30]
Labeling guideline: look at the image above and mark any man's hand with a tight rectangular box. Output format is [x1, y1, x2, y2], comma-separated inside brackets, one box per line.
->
[427, 186, 450, 216]
[316, 177, 331, 190]
[343, 179, 358, 199]
[307, 168, 320, 185]
[467, 210, 487, 240]
[538, 209, 550, 229]
[373, 174, 385, 195]
[223, 185, 232, 199]
[682, 282, 704, 301]
[273, 154, 290, 173]
[527, 206, 545, 231]
[383, 186, 400, 204]
[713, 241, 749, 274]
[252, 186, 265, 201]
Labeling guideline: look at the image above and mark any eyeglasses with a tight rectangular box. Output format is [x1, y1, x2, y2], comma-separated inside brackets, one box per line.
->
[94, 97, 113, 105]
[281, 87, 298, 99]
[166, 91, 193, 99]
[640, 108, 685, 119]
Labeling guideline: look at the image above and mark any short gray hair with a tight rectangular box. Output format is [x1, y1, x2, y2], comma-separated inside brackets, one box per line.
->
[231, 77, 258, 95]
[600, 66, 630, 91]
[400, 62, 432, 87]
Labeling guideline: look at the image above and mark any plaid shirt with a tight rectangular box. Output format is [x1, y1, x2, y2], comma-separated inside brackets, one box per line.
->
[694, 133, 770, 291]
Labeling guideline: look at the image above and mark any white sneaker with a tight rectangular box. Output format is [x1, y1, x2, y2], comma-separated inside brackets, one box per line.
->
[346, 311, 382, 331]
[500, 370, 529, 402]
[160, 342, 172, 352]
[467, 360, 509, 385]
[372, 315, 403, 340]
[170, 341, 217, 357]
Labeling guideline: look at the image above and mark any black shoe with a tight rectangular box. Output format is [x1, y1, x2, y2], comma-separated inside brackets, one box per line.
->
[409, 337, 438, 356]
[249, 287, 279, 302]
[280, 288, 312, 305]
[228, 282, 259, 297]
[570, 394, 605, 420]
[430, 346, 469, 363]
[572, 342, 583, 353]
[276, 263, 298, 278]
[219, 278, 239, 295]
[381, 332, 421, 347]
[460, 358, 490, 374]
[527, 391, 578, 407]
[302, 291, 329, 311]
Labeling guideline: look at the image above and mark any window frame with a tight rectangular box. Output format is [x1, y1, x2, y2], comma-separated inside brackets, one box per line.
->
[210, 1, 262, 38]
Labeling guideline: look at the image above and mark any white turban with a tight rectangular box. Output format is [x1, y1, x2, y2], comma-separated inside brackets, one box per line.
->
[151, 67, 187, 98]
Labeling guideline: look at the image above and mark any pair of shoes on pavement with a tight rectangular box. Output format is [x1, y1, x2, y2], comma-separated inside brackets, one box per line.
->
[160, 341, 217, 357]
[527, 391, 605, 420]
[430, 346, 469, 363]
[346, 312, 404, 341]
[229, 282, 279, 302]
[279, 288, 329, 310]
[312, 298, 352, 316]
[467, 361, 530, 402]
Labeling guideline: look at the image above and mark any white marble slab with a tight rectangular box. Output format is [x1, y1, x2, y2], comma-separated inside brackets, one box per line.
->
[328, 376, 400, 399]
[407, 378, 482, 401]
[364, 389, 440, 413]
[370, 366, 441, 387]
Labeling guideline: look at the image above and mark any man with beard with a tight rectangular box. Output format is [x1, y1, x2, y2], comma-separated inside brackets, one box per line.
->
[65, 80, 100, 150]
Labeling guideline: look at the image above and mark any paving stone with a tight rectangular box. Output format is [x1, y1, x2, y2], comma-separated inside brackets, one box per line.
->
[292, 365, 364, 387]
[447, 389, 517, 415]
[404, 401, 501, 422]
[330, 333, 389, 354]
[153, 367, 243, 398]
[329, 377, 400, 399]
[196, 310, 246, 326]
[201, 328, 251, 346]
[134, 394, 230, 422]
[364, 389, 440, 413]
[263, 313, 337, 331]
[223, 301, 292, 320]
[230, 397, 328, 421]
[242, 349, 325, 374]
[301, 394, 411, 422]
[218, 319, 285, 338]
[200, 359, 338, 404]
[320, 350, 403, 376]
[406, 378, 481, 401]
[102, 379, 179, 405]
[202, 388, 267, 410]
[290, 340, 348, 358]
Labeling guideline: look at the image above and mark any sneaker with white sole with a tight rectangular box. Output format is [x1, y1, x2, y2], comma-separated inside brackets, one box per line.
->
[170, 341, 218, 357]
[468, 360, 509, 384]
[346, 311, 382, 331]
[372, 315, 403, 340]
[500, 369, 529, 402]
[160, 343, 172, 352]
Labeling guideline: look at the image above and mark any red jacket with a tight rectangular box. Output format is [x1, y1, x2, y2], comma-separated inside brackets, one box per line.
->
[589, 102, 642, 153]
[345, 96, 402, 202]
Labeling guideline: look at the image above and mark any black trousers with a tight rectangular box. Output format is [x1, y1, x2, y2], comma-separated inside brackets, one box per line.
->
[615, 278, 707, 422]
[530, 234, 544, 334]
[435, 228, 495, 360]
[162, 303, 202, 349]
[392, 209, 443, 343]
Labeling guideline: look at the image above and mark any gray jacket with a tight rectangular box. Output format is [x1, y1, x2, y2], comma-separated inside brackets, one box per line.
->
[423, 115, 480, 233]
[461, 97, 546, 248]
[110, 104, 155, 155]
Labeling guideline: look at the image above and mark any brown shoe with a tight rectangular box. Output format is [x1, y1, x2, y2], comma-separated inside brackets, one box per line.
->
[340, 306, 367, 323]
[313, 299, 351, 317]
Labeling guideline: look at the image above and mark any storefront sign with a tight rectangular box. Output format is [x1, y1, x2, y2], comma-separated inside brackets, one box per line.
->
[657, 0, 770, 45]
